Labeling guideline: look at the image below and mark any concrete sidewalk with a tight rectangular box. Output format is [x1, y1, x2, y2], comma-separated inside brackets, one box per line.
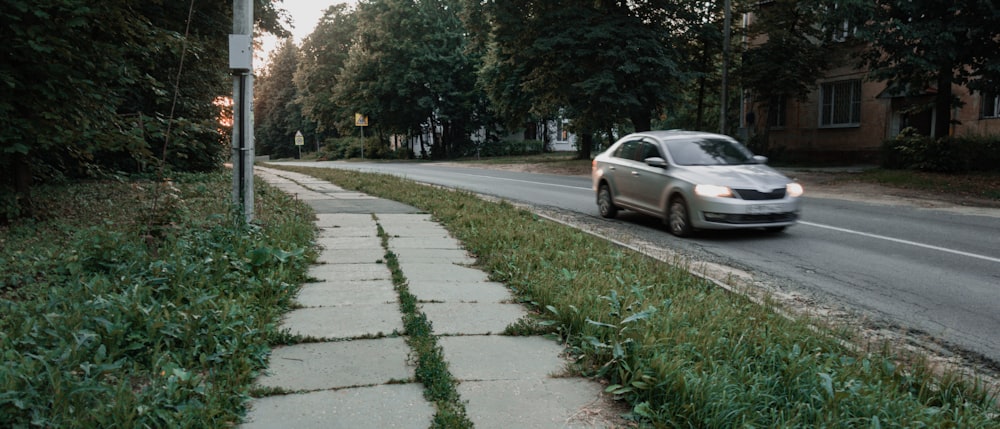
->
[241, 166, 624, 428]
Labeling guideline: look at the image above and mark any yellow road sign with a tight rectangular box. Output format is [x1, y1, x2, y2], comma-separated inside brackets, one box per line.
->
[354, 113, 369, 127]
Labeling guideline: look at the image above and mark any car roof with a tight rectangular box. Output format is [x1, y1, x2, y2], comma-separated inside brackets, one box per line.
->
[627, 130, 734, 141]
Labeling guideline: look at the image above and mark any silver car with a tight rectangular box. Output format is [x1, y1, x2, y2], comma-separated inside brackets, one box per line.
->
[592, 130, 803, 237]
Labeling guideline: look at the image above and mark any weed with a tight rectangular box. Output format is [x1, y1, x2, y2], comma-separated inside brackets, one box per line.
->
[375, 220, 473, 428]
[0, 172, 316, 427]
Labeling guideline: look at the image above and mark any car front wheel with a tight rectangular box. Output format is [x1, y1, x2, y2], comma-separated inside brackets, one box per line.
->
[597, 184, 618, 219]
[668, 196, 693, 237]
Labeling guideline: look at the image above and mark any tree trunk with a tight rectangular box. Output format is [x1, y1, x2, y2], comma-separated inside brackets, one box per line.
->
[578, 132, 593, 160]
[630, 110, 651, 132]
[934, 67, 953, 139]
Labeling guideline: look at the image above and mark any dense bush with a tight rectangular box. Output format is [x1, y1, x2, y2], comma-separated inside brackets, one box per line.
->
[317, 136, 419, 160]
[474, 139, 545, 157]
[882, 128, 1000, 172]
[0, 172, 315, 427]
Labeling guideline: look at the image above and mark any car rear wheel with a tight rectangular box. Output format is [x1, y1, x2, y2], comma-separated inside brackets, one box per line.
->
[597, 183, 618, 219]
[668, 196, 693, 237]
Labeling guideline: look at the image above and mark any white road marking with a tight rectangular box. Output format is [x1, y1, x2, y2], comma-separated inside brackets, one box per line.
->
[800, 221, 1000, 264]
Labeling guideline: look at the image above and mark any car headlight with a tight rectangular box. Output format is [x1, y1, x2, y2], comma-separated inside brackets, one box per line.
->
[694, 184, 733, 198]
[786, 182, 804, 197]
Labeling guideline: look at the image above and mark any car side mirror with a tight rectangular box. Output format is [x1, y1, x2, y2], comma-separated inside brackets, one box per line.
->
[644, 157, 668, 168]
[752, 155, 769, 164]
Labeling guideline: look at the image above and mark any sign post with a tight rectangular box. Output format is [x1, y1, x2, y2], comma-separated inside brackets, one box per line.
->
[355, 113, 368, 160]
[295, 130, 304, 159]
[230, 0, 254, 222]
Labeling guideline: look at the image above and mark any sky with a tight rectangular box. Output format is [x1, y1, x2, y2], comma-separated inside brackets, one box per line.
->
[257, 1, 356, 66]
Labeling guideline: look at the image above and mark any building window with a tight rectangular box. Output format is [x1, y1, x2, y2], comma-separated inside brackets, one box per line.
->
[555, 120, 569, 141]
[768, 96, 786, 128]
[820, 79, 861, 127]
[982, 92, 1000, 119]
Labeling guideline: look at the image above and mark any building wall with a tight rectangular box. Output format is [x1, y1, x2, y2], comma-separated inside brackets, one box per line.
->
[754, 63, 1000, 164]
[755, 63, 890, 163]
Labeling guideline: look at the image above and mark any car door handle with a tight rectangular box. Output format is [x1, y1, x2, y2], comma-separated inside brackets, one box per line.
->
[631, 171, 640, 176]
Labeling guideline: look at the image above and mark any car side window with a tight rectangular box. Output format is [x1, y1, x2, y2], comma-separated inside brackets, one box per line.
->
[614, 141, 640, 160]
[638, 142, 662, 161]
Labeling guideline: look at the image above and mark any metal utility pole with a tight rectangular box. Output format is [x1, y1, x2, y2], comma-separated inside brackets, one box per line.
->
[230, 0, 254, 222]
[720, 0, 731, 135]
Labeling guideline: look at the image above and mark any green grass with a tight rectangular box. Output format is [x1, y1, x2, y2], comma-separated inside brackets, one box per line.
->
[375, 220, 472, 428]
[0, 171, 316, 427]
[275, 165, 1000, 428]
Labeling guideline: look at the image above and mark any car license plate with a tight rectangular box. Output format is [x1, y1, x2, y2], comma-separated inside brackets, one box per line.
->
[747, 204, 783, 214]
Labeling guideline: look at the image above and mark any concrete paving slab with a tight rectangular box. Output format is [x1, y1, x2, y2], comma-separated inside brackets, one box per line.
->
[280, 190, 329, 201]
[307, 199, 419, 214]
[328, 192, 379, 200]
[408, 280, 513, 303]
[256, 338, 413, 391]
[281, 304, 403, 339]
[294, 280, 396, 307]
[242, 384, 433, 429]
[381, 224, 453, 238]
[421, 303, 527, 335]
[315, 213, 376, 228]
[316, 236, 383, 250]
[390, 236, 463, 249]
[317, 227, 377, 239]
[401, 262, 491, 283]
[458, 379, 617, 429]
[390, 248, 474, 264]
[376, 213, 434, 223]
[303, 183, 346, 193]
[439, 336, 568, 380]
[307, 263, 390, 281]
[314, 248, 385, 265]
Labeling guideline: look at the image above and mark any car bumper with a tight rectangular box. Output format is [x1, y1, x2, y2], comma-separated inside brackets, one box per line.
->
[689, 198, 801, 230]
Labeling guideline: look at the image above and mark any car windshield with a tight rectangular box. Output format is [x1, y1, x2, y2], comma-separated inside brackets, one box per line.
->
[666, 138, 754, 166]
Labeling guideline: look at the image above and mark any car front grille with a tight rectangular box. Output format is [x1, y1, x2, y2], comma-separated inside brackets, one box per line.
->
[734, 188, 786, 200]
[702, 212, 798, 225]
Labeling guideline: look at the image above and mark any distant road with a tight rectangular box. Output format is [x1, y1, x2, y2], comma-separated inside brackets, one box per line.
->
[272, 160, 1000, 365]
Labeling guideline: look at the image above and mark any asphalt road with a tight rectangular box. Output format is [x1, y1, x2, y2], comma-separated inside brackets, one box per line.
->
[273, 160, 1000, 365]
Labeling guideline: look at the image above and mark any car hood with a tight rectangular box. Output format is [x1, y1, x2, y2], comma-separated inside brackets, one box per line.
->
[675, 164, 791, 191]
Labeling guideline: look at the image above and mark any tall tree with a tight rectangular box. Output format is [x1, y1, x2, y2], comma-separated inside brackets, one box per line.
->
[0, 0, 289, 221]
[856, 0, 1000, 138]
[335, 0, 479, 158]
[741, 0, 838, 149]
[295, 4, 358, 137]
[256, 38, 305, 159]
[477, 0, 687, 158]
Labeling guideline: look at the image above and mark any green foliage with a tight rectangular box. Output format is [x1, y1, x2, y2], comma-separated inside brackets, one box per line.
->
[278, 165, 1000, 428]
[474, 139, 544, 157]
[317, 136, 395, 160]
[334, 0, 483, 159]
[0, 0, 286, 220]
[0, 172, 316, 427]
[256, 38, 309, 159]
[480, 0, 687, 140]
[855, 0, 1000, 138]
[881, 129, 1000, 172]
[295, 4, 358, 137]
